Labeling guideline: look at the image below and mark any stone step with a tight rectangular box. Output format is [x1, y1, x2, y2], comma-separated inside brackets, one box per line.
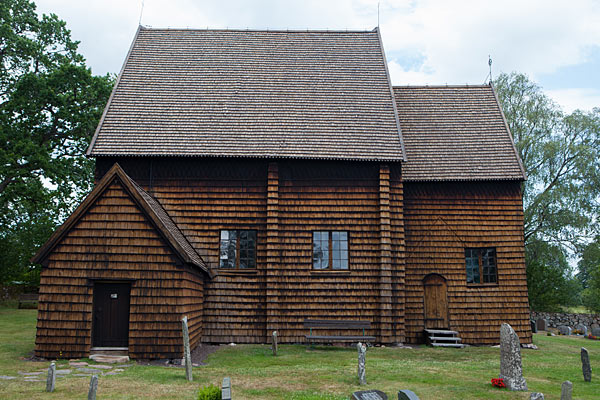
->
[429, 336, 462, 342]
[89, 354, 130, 364]
[431, 342, 465, 348]
[424, 329, 458, 335]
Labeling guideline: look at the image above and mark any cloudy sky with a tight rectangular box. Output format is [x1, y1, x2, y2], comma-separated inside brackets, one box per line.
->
[35, 0, 600, 113]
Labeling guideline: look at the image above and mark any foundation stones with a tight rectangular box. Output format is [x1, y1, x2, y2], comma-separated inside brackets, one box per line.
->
[581, 347, 592, 382]
[499, 323, 527, 391]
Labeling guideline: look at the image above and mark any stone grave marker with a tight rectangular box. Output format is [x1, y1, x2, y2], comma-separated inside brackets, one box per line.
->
[558, 325, 572, 336]
[591, 325, 600, 337]
[536, 318, 547, 331]
[357, 342, 367, 385]
[46, 362, 56, 392]
[530, 320, 537, 333]
[397, 389, 420, 400]
[499, 323, 527, 391]
[530, 393, 544, 400]
[574, 324, 587, 336]
[351, 389, 387, 400]
[560, 380, 572, 400]
[272, 331, 278, 356]
[181, 316, 192, 382]
[581, 347, 592, 382]
[88, 375, 98, 400]
[222, 376, 231, 400]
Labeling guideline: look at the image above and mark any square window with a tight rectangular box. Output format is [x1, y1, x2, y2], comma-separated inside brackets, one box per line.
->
[219, 230, 256, 269]
[465, 247, 497, 285]
[313, 231, 349, 270]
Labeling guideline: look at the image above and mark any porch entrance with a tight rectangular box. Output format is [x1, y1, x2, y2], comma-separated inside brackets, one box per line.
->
[423, 274, 448, 329]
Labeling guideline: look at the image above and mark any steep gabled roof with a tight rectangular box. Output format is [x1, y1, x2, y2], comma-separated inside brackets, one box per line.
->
[87, 26, 405, 162]
[393, 85, 526, 181]
[32, 163, 210, 277]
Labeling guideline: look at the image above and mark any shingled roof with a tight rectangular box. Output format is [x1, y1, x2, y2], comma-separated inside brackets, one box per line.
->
[394, 85, 526, 181]
[87, 26, 405, 162]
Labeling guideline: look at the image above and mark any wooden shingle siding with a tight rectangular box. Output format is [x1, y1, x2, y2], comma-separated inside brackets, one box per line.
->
[403, 181, 531, 345]
[389, 165, 406, 343]
[35, 179, 204, 359]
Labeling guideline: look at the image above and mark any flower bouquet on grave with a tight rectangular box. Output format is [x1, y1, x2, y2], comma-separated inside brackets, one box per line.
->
[491, 378, 506, 389]
[586, 334, 600, 340]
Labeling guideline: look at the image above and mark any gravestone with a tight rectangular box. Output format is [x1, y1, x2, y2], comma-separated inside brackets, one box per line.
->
[222, 377, 231, 400]
[181, 316, 192, 382]
[574, 324, 587, 335]
[272, 331, 278, 356]
[351, 389, 387, 400]
[560, 380, 572, 400]
[581, 347, 592, 382]
[591, 325, 600, 337]
[357, 342, 367, 385]
[530, 393, 544, 400]
[558, 325, 571, 335]
[88, 375, 98, 400]
[536, 318, 547, 331]
[46, 362, 56, 392]
[499, 323, 528, 391]
[397, 389, 420, 400]
[531, 320, 537, 333]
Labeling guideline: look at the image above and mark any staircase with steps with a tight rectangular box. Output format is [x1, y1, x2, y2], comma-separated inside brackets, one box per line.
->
[424, 329, 464, 348]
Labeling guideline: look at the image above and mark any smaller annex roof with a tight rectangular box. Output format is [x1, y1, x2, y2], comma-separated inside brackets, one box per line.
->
[393, 84, 526, 181]
[87, 26, 405, 162]
[32, 164, 210, 277]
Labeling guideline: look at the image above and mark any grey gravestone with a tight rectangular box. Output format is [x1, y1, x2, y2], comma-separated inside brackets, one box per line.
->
[591, 326, 600, 337]
[531, 320, 537, 333]
[352, 389, 387, 400]
[88, 375, 98, 400]
[536, 318, 547, 331]
[397, 389, 420, 400]
[530, 393, 544, 400]
[581, 347, 592, 382]
[272, 331, 278, 356]
[499, 323, 528, 391]
[46, 362, 56, 392]
[181, 316, 192, 382]
[222, 376, 231, 400]
[560, 380, 572, 400]
[574, 324, 587, 335]
[357, 342, 367, 385]
[558, 325, 572, 335]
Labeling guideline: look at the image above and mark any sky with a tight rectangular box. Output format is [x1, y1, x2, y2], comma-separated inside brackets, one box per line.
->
[35, 0, 600, 113]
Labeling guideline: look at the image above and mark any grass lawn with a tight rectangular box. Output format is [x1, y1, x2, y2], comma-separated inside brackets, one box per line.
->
[1, 307, 599, 399]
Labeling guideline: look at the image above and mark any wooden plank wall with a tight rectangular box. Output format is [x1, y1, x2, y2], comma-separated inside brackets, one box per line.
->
[403, 181, 532, 345]
[36, 179, 204, 359]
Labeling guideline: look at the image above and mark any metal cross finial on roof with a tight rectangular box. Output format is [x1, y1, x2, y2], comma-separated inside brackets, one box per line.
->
[138, 0, 144, 26]
[488, 55, 493, 83]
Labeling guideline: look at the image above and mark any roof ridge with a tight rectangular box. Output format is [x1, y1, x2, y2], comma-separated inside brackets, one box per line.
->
[393, 84, 492, 89]
[139, 25, 378, 34]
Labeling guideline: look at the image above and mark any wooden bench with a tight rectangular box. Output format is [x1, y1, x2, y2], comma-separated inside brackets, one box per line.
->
[304, 319, 375, 344]
[18, 293, 38, 309]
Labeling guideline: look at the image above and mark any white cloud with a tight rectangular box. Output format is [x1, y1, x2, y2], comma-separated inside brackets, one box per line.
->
[546, 88, 600, 113]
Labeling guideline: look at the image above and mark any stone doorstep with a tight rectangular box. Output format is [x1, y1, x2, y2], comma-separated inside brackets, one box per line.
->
[89, 354, 130, 364]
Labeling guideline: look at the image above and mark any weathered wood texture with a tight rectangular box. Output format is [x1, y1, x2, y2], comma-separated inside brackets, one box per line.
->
[35, 178, 204, 359]
[96, 158, 405, 344]
[403, 181, 532, 345]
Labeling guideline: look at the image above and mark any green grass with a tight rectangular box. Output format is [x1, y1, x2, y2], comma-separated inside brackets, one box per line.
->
[1, 307, 599, 399]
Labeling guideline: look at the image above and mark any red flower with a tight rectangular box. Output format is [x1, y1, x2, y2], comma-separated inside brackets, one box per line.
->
[491, 378, 506, 388]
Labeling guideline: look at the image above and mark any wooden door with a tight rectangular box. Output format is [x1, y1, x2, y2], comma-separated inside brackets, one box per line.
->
[423, 274, 448, 329]
[93, 282, 131, 347]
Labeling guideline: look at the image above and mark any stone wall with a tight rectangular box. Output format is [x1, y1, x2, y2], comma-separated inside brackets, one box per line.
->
[531, 311, 600, 328]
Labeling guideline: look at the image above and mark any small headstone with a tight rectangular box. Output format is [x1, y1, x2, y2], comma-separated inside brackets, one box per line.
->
[46, 362, 56, 392]
[181, 316, 192, 382]
[591, 326, 600, 337]
[530, 393, 544, 400]
[581, 347, 592, 382]
[357, 342, 367, 385]
[397, 389, 420, 400]
[351, 389, 387, 400]
[536, 318, 547, 331]
[560, 380, 572, 400]
[272, 331, 278, 356]
[88, 374, 98, 400]
[558, 325, 572, 335]
[222, 376, 231, 400]
[499, 323, 527, 391]
[574, 324, 587, 335]
[531, 320, 538, 333]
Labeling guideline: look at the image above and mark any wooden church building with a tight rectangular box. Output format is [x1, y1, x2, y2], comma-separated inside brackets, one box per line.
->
[32, 26, 532, 359]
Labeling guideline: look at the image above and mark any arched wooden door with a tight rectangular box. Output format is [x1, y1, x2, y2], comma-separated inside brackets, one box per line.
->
[423, 274, 448, 329]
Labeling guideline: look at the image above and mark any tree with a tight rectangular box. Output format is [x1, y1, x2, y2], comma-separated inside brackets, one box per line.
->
[0, 0, 114, 286]
[578, 237, 600, 312]
[494, 73, 600, 252]
[494, 72, 600, 311]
